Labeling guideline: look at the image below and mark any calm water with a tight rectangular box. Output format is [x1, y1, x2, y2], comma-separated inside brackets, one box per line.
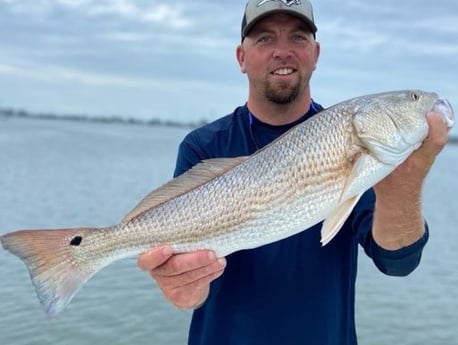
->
[0, 117, 457, 345]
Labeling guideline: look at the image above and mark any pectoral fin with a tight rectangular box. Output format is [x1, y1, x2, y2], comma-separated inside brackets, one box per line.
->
[339, 153, 392, 203]
[321, 150, 397, 246]
[321, 194, 363, 246]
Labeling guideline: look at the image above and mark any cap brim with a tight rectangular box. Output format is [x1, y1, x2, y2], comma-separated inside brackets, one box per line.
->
[242, 10, 317, 39]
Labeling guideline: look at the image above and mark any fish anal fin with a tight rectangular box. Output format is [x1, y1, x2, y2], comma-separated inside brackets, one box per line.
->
[321, 194, 363, 246]
[122, 156, 249, 223]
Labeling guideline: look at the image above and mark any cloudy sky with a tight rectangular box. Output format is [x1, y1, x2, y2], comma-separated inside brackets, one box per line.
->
[0, 0, 456, 134]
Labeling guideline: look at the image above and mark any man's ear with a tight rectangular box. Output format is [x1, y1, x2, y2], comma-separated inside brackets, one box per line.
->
[236, 45, 247, 74]
[313, 41, 320, 70]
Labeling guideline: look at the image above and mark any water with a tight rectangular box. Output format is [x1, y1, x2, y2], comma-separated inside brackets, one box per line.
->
[0, 117, 457, 345]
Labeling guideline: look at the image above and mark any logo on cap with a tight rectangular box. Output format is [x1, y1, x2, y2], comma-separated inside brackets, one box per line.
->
[257, 0, 302, 7]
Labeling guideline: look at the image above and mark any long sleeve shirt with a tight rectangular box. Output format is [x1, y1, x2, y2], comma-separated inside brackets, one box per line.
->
[173, 102, 429, 345]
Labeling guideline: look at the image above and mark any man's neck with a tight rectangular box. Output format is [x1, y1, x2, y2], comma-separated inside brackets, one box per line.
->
[247, 99, 312, 126]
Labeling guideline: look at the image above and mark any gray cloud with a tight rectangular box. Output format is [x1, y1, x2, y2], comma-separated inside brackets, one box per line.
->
[0, 0, 456, 135]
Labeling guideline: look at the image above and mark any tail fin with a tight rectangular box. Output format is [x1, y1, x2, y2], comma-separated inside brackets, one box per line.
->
[1, 227, 100, 318]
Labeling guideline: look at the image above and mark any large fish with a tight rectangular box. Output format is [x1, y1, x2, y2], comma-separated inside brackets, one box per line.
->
[1, 90, 454, 318]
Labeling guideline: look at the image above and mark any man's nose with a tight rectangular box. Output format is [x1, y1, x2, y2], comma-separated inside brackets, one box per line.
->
[272, 40, 293, 59]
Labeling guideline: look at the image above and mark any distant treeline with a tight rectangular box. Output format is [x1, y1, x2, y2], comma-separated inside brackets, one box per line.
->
[0, 107, 208, 129]
[1, 107, 457, 145]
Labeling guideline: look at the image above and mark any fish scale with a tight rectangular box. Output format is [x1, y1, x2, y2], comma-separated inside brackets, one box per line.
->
[0, 90, 454, 317]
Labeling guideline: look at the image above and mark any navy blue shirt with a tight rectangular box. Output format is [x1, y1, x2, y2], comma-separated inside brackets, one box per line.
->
[174, 103, 428, 345]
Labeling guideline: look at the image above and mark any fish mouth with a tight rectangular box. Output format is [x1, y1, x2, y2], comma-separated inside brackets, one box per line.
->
[432, 98, 455, 129]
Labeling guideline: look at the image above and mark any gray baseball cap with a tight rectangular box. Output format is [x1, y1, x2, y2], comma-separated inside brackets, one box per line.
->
[241, 0, 317, 40]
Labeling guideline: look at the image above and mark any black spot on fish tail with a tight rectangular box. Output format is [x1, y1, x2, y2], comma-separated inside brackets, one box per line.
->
[70, 236, 83, 246]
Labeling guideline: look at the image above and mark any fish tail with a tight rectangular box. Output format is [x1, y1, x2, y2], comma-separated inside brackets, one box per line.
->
[1, 227, 101, 317]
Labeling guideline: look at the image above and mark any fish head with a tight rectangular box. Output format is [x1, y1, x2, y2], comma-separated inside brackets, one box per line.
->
[352, 90, 454, 165]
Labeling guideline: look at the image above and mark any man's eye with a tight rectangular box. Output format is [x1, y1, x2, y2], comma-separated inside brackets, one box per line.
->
[292, 34, 307, 41]
[257, 35, 272, 43]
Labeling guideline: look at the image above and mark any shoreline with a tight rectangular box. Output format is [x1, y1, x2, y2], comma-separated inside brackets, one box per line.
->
[1, 107, 457, 144]
[0, 107, 206, 129]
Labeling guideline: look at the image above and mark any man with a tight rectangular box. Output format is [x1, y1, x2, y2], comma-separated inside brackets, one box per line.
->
[138, 1, 449, 344]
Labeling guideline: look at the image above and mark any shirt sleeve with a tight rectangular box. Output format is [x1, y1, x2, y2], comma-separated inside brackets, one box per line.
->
[354, 190, 429, 277]
[173, 132, 206, 178]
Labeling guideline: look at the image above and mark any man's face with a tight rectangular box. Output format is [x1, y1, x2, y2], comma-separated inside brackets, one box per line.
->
[237, 13, 320, 105]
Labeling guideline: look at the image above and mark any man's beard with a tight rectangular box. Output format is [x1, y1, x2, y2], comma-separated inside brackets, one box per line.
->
[264, 79, 301, 104]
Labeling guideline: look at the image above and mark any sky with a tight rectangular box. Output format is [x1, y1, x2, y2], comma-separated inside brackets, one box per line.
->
[0, 0, 457, 134]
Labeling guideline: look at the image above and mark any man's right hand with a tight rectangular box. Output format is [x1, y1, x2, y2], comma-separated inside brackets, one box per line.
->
[138, 246, 226, 309]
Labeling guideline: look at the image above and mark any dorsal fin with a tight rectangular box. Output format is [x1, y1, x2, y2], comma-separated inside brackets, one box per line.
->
[122, 156, 249, 223]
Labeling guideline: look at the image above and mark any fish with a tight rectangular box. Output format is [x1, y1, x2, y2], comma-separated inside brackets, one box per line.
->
[0, 90, 454, 318]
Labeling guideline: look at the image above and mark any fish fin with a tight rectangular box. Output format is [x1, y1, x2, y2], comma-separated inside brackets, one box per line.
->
[320, 194, 363, 246]
[339, 153, 393, 203]
[1, 227, 100, 318]
[338, 153, 369, 202]
[321, 152, 393, 246]
[122, 156, 249, 223]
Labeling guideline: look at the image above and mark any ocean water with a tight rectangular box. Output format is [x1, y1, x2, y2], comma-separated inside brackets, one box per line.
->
[0, 117, 456, 345]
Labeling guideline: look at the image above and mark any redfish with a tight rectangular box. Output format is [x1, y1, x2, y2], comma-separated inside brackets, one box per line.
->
[1, 90, 454, 317]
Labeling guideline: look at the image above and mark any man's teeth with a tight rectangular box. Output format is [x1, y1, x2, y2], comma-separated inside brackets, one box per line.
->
[273, 68, 293, 75]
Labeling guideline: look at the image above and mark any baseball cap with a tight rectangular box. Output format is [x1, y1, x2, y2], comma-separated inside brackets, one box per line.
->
[241, 0, 318, 40]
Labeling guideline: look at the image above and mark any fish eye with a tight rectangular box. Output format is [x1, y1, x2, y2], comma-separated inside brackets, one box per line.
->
[410, 92, 421, 101]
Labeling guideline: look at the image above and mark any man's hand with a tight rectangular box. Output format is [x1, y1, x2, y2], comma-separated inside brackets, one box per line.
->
[372, 111, 450, 249]
[376, 111, 449, 194]
[138, 246, 226, 309]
